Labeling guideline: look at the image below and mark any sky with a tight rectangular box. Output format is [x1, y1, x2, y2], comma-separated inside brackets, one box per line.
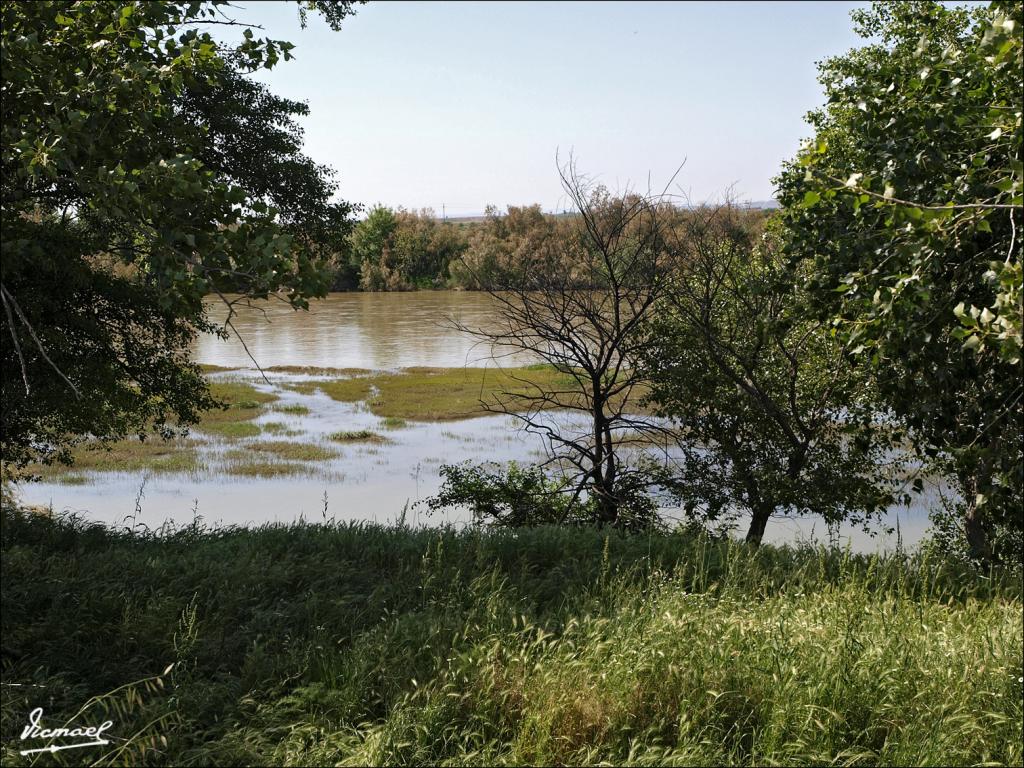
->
[231, 1, 870, 216]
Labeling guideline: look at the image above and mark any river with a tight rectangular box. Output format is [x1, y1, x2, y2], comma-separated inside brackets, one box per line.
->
[193, 291, 533, 369]
[20, 292, 936, 551]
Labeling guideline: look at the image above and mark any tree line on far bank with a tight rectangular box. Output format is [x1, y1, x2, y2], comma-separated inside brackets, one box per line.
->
[330, 203, 772, 293]
[328, 204, 583, 291]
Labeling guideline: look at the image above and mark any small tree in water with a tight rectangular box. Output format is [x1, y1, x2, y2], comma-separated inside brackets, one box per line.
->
[643, 207, 902, 545]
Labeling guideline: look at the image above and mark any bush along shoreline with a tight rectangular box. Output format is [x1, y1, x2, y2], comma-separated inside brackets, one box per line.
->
[1, 506, 1021, 766]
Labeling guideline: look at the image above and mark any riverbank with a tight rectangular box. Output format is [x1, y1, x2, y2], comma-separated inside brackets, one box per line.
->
[2, 507, 1020, 766]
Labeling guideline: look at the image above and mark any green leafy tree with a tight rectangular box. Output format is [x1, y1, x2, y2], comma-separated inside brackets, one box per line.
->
[390, 209, 467, 289]
[180, 67, 355, 259]
[425, 460, 659, 529]
[644, 210, 899, 546]
[355, 208, 468, 290]
[1, 1, 360, 470]
[451, 204, 561, 289]
[776, 1, 1022, 560]
[425, 462, 574, 527]
[346, 206, 399, 289]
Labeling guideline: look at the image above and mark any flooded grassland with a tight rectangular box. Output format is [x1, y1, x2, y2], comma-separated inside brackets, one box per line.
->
[17, 293, 937, 550]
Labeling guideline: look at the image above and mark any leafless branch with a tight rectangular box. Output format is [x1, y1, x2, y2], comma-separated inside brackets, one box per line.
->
[1, 283, 81, 398]
[1, 285, 30, 395]
[211, 289, 271, 384]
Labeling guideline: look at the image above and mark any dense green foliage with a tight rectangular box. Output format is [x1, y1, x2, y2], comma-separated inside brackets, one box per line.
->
[337, 205, 546, 291]
[334, 204, 582, 291]
[450, 205, 566, 289]
[341, 207, 468, 290]
[643, 212, 898, 544]
[426, 461, 659, 531]
[2, 508, 1021, 767]
[0, 1, 358, 469]
[425, 461, 576, 526]
[776, 0, 1023, 560]
[338, 205, 397, 288]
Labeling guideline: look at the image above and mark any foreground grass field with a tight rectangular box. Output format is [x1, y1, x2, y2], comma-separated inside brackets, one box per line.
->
[1, 508, 1021, 767]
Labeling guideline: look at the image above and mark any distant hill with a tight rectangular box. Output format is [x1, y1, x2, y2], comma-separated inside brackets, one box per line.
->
[443, 211, 579, 224]
[438, 201, 779, 223]
[443, 214, 489, 224]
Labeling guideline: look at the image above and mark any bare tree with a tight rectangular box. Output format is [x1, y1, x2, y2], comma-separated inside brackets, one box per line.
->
[453, 160, 681, 528]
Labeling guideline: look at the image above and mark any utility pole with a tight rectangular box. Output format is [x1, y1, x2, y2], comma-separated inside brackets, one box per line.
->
[442, 203, 446, 222]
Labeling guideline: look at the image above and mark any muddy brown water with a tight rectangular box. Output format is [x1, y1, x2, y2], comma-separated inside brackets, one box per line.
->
[21, 292, 934, 550]
[194, 292, 535, 369]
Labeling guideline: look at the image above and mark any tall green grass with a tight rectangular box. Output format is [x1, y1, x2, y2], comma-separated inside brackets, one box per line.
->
[1, 507, 1020, 766]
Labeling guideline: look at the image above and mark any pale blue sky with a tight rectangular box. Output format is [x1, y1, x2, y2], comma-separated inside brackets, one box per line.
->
[233, 1, 871, 216]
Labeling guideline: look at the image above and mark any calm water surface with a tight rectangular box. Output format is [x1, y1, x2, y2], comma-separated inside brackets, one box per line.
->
[22, 293, 935, 551]
[194, 292, 533, 369]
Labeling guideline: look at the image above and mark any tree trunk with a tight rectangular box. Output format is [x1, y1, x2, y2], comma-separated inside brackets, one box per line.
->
[962, 464, 994, 563]
[591, 398, 617, 525]
[745, 504, 772, 546]
[963, 486, 992, 564]
[964, 504, 991, 563]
